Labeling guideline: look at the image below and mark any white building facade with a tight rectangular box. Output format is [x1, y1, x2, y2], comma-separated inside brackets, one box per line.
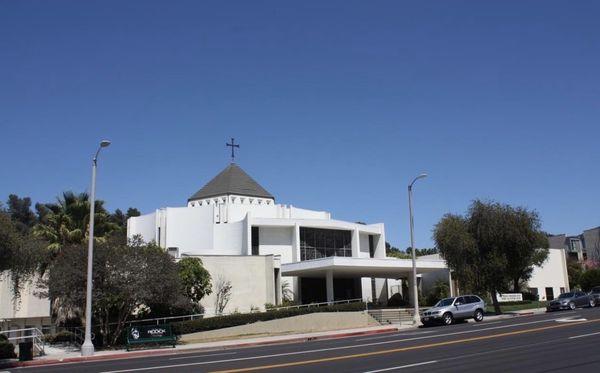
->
[127, 163, 570, 314]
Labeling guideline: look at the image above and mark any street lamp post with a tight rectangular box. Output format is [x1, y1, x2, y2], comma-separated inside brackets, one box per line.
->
[408, 173, 427, 325]
[81, 140, 111, 357]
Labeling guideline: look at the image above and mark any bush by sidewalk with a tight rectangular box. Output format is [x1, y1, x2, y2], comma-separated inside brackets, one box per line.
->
[172, 302, 366, 335]
[43, 331, 76, 345]
[0, 334, 16, 359]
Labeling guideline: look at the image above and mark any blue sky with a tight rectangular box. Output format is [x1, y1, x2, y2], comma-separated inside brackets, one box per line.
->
[1, 1, 598, 248]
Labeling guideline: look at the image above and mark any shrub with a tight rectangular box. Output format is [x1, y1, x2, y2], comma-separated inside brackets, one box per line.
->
[0, 341, 16, 359]
[43, 331, 76, 344]
[522, 292, 539, 301]
[497, 300, 533, 306]
[172, 302, 366, 335]
[387, 293, 409, 307]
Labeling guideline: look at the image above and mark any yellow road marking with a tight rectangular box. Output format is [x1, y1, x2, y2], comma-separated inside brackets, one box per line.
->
[211, 318, 600, 372]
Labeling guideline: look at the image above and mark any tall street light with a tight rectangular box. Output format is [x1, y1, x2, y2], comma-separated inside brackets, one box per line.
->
[81, 140, 111, 357]
[408, 172, 427, 325]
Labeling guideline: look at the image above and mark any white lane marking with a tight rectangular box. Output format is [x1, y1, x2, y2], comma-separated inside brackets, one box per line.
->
[471, 321, 502, 326]
[100, 317, 568, 373]
[362, 360, 438, 372]
[169, 351, 237, 360]
[569, 331, 600, 339]
[556, 317, 587, 323]
[355, 331, 435, 341]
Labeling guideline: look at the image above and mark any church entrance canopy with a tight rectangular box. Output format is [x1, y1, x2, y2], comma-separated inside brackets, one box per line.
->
[281, 256, 447, 279]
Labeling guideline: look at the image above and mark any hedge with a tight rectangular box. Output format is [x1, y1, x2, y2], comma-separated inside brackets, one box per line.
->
[0, 341, 16, 359]
[43, 331, 76, 344]
[172, 302, 366, 335]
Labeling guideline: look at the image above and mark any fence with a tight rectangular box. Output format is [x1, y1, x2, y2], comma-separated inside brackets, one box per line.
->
[0, 327, 45, 356]
[123, 297, 365, 327]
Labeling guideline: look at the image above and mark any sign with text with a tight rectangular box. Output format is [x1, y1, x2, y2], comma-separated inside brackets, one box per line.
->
[496, 293, 523, 302]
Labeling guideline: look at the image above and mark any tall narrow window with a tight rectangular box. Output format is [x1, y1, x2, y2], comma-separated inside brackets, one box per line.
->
[368, 235, 375, 258]
[251, 227, 259, 255]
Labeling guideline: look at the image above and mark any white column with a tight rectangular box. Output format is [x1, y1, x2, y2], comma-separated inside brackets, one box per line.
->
[326, 270, 334, 303]
[407, 275, 415, 307]
[448, 270, 454, 297]
[351, 228, 360, 257]
[292, 223, 301, 262]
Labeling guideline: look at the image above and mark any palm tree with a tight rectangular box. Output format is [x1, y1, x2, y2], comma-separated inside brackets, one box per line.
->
[33, 191, 119, 256]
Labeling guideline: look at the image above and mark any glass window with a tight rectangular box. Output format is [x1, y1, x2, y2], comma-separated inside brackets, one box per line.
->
[300, 228, 352, 261]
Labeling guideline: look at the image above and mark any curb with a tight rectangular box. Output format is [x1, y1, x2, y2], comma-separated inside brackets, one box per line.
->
[0, 327, 398, 369]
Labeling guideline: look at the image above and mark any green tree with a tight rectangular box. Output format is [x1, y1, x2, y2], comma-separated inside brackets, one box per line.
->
[126, 208, 141, 218]
[386, 242, 411, 259]
[177, 257, 212, 305]
[33, 191, 119, 257]
[0, 212, 46, 300]
[40, 235, 186, 346]
[579, 269, 600, 291]
[567, 258, 584, 289]
[6, 194, 37, 233]
[434, 200, 548, 314]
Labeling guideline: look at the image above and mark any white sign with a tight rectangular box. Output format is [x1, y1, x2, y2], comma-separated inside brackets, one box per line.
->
[496, 293, 523, 302]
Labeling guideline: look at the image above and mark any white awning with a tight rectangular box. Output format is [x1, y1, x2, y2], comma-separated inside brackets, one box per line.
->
[281, 256, 447, 279]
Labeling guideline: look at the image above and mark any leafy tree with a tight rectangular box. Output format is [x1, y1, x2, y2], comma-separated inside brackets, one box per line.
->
[413, 248, 439, 256]
[33, 191, 119, 257]
[0, 212, 46, 300]
[126, 208, 141, 218]
[567, 258, 584, 289]
[177, 257, 212, 306]
[434, 200, 548, 314]
[40, 235, 186, 346]
[386, 242, 411, 259]
[7, 194, 37, 233]
[425, 279, 450, 306]
[579, 269, 600, 291]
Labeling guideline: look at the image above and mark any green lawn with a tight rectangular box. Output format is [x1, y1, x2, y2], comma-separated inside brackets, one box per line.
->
[485, 301, 547, 314]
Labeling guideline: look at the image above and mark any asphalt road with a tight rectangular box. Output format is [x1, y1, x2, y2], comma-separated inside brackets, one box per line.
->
[12, 307, 600, 373]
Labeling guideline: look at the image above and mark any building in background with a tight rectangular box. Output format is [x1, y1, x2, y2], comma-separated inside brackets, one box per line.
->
[548, 226, 600, 262]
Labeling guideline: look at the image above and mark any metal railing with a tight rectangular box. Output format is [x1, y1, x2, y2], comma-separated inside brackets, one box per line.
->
[265, 298, 364, 311]
[0, 327, 45, 356]
[121, 298, 365, 327]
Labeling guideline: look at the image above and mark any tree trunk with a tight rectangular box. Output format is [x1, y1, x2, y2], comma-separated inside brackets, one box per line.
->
[513, 278, 520, 293]
[490, 289, 501, 315]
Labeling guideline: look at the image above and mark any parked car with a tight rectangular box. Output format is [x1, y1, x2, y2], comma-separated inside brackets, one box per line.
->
[546, 291, 594, 311]
[421, 295, 485, 326]
[588, 287, 600, 307]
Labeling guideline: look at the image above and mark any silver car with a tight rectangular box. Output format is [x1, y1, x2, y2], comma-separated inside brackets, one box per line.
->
[546, 291, 594, 311]
[421, 295, 485, 326]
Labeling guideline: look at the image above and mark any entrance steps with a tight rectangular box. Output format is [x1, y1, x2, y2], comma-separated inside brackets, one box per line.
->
[368, 309, 414, 325]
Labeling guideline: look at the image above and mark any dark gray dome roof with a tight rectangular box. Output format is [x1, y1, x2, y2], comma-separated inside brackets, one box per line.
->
[188, 163, 274, 202]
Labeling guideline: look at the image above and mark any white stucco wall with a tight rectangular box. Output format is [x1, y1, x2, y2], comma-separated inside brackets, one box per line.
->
[0, 272, 51, 332]
[257, 227, 295, 302]
[164, 207, 214, 253]
[127, 211, 157, 243]
[527, 248, 570, 300]
[191, 255, 278, 315]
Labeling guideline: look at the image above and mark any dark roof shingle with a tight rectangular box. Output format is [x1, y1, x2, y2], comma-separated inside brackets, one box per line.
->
[188, 163, 274, 201]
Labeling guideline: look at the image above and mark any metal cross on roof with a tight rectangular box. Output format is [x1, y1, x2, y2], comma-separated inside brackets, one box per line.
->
[226, 137, 240, 162]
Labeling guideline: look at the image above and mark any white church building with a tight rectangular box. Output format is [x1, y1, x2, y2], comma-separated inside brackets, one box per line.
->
[1, 160, 571, 332]
[127, 162, 451, 315]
